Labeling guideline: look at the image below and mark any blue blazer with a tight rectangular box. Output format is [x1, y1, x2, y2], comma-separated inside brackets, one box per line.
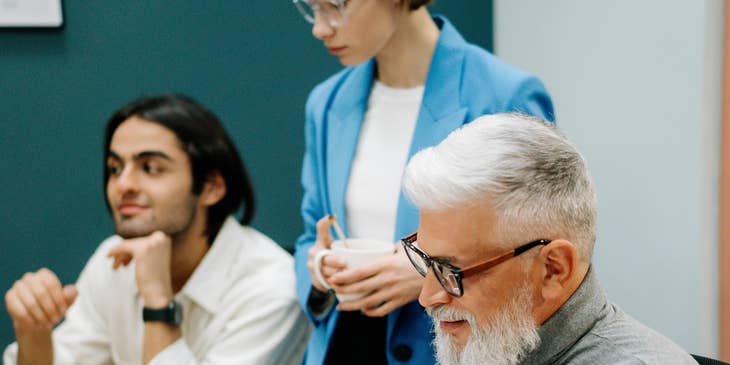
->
[293, 16, 554, 365]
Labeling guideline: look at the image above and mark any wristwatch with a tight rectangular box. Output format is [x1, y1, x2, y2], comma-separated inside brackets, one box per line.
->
[143, 300, 183, 326]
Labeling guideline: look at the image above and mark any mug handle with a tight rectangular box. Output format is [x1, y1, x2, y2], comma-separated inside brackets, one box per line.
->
[313, 249, 333, 290]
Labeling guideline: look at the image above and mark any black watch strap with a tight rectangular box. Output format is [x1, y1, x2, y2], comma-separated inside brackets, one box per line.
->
[143, 300, 182, 326]
[308, 285, 336, 316]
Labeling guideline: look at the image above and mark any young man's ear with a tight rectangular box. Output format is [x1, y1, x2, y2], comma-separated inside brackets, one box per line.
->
[201, 171, 226, 207]
[536, 239, 579, 302]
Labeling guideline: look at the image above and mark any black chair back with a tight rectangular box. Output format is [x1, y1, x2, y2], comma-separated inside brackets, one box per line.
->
[692, 354, 730, 365]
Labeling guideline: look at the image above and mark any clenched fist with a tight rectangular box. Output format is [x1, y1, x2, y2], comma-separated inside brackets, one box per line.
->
[5, 268, 78, 332]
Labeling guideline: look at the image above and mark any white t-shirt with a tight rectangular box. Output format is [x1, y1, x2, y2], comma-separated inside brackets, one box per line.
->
[3, 217, 310, 365]
[345, 81, 424, 242]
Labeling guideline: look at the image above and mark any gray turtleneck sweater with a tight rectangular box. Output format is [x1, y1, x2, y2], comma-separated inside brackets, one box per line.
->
[521, 268, 698, 365]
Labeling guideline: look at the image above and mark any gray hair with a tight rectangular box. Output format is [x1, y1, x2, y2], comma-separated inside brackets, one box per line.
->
[402, 113, 597, 262]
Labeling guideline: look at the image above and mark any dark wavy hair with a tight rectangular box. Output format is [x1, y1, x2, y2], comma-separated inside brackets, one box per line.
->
[103, 94, 255, 244]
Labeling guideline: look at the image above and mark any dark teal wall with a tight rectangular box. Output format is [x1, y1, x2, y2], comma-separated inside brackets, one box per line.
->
[0, 1, 492, 348]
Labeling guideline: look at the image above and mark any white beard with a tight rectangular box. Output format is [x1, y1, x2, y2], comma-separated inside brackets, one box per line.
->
[427, 284, 541, 365]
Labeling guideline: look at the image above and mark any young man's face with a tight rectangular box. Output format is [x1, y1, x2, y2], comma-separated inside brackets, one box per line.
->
[105, 116, 201, 239]
[416, 204, 541, 365]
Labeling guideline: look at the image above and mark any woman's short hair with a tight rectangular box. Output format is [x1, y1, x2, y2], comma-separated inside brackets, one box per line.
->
[406, 0, 432, 11]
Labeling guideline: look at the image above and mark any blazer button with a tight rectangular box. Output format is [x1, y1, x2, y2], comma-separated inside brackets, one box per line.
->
[393, 344, 413, 362]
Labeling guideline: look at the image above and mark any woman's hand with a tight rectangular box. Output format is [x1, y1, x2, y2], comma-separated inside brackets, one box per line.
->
[306, 215, 347, 292]
[329, 243, 423, 317]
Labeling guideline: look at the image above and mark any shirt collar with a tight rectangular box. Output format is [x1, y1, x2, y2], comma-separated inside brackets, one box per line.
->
[523, 266, 610, 364]
[176, 216, 241, 314]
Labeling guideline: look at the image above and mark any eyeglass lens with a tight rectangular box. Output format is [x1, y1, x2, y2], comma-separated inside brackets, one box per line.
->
[404, 244, 428, 276]
[295, 0, 344, 26]
[404, 238, 462, 296]
[434, 264, 461, 296]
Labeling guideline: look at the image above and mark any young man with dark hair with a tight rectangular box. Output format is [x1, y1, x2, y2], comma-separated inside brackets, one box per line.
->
[4, 94, 310, 365]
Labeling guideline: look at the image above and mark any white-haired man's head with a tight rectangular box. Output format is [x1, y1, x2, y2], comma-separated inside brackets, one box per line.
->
[402, 113, 596, 365]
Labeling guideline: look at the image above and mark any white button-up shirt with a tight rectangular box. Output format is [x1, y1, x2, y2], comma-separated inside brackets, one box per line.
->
[4, 217, 310, 365]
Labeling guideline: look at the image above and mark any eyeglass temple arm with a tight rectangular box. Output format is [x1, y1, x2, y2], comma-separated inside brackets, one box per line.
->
[459, 250, 516, 278]
[460, 240, 550, 278]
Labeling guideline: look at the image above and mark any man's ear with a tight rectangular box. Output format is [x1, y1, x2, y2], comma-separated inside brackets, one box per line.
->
[200, 171, 226, 207]
[536, 239, 578, 302]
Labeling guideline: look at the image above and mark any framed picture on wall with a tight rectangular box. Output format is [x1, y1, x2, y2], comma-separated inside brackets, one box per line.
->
[0, 0, 63, 28]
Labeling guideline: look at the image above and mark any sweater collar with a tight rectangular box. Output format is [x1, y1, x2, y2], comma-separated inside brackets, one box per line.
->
[523, 267, 610, 364]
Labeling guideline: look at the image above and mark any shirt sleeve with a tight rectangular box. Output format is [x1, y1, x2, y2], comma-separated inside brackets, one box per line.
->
[147, 338, 196, 365]
[147, 297, 309, 365]
[3, 244, 114, 365]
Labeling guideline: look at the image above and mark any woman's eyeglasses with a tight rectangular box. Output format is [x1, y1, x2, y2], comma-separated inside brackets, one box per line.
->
[293, 0, 348, 28]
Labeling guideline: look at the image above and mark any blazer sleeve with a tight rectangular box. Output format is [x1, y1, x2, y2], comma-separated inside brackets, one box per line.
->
[293, 88, 337, 324]
[459, 43, 554, 124]
[504, 75, 555, 122]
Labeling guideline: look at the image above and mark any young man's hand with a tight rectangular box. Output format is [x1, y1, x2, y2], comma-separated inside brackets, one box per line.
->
[108, 231, 182, 364]
[107, 231, 174, 307]
[5, 268, 77, 332]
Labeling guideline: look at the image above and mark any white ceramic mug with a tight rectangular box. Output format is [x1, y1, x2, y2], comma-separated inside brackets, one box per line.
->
[313, 239, 394, 302]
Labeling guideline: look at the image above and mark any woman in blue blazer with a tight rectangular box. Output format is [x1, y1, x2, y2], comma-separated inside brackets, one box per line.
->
[292, 1, 554, 364]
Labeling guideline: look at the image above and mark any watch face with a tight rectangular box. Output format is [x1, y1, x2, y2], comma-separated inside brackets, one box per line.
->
[172, 301, 183, 326]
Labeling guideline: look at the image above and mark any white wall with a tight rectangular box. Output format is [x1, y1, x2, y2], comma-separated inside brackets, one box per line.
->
[494, 0, 724, 356]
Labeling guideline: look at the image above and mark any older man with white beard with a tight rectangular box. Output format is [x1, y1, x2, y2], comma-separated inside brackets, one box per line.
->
[399, 114, 697, 365]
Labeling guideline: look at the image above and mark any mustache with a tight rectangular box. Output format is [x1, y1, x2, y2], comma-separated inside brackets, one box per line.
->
[117, 194, 149, 206]
[427, 305, 476, 323]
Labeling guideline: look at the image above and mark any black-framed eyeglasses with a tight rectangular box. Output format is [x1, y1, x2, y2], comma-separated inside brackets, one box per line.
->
[401, 232, 550, 297]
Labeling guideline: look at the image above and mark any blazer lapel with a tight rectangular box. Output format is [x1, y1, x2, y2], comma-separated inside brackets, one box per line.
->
[393, 16, 470, 241]
[325, 60, 376, 232]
